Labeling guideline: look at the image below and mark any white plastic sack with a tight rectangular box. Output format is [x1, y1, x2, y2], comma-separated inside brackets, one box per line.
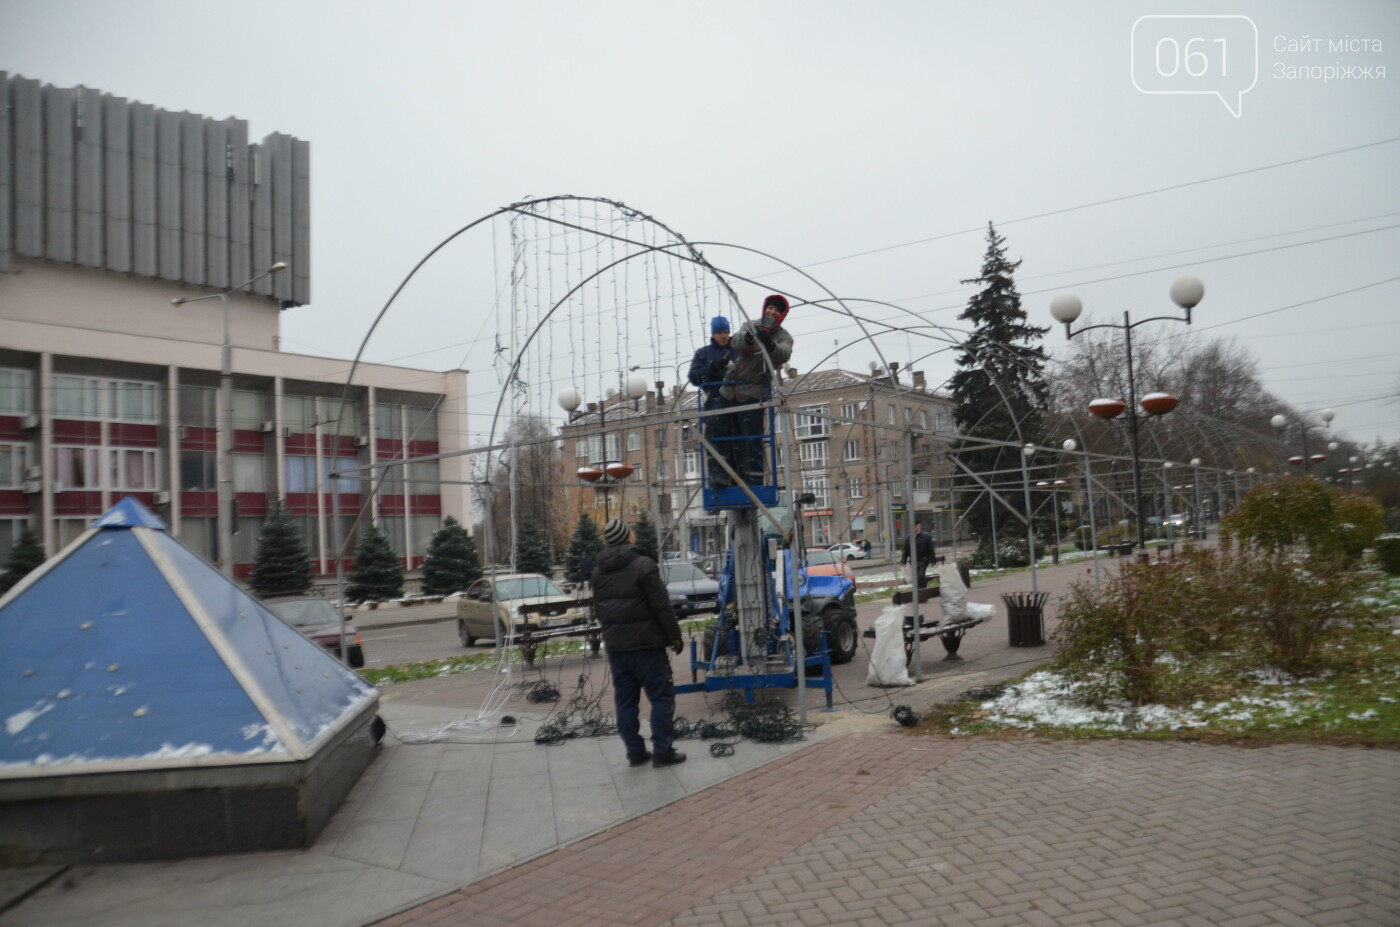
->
[866, 604, 913, 687]
[937, 563, 968, 622]
[966, 601, 995, 621]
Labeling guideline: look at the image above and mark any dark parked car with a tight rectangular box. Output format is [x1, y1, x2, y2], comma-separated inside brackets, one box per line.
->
[263, 595, 365, 668]
[661, 562, 721, 616]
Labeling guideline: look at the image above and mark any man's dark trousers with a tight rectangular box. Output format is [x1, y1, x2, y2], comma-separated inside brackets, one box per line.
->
[701, 396, 736, 487]
[609, 648, 676, 757]
[731, 406, 765, 484]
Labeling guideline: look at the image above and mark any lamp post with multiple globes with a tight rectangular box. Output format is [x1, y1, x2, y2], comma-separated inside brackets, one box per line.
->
[1050, 275, 1204, 552]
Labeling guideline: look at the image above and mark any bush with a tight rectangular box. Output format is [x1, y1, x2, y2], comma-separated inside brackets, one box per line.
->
[1221, 476, 1342, 559]
[1377, 535, 1400, 575]
[1332, 491, 1385, 560]
[966, 535, 1030, 569]
[1052, 549, 1240, 707]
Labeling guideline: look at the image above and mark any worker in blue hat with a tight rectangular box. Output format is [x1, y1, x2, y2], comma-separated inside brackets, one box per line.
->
[687, 315, 741, 488]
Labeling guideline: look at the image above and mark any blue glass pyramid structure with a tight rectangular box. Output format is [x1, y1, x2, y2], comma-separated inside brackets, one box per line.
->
[1, 498, 377, 777]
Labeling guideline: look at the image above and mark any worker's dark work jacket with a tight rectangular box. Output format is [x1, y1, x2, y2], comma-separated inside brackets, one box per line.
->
[593, 545, 682, 652]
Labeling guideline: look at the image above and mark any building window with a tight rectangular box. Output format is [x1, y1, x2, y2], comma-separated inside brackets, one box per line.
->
[111, 380, 159, 423]
[180, 516, 218, 563]
[794, 405, 829, 440]
[407, 406, 437, 442]
[0, 368, 33, 415]
[232, 390, 267, 430]
[887, 404, 897, 425]
[285, 395, 318, 432]
[283, 455, 317, 493]
[657, 459, 670, 480]
[655, 428, 667, 448]
[919, 409, 928, 430]
[179, 386, 216, 426]
[181, 450, 217, 491]
[408, 459, 438, 494]
[803, 474, 830, 507]
[380, 516, 406, 555]
[799, 441, 827, 469]
[605, 434, 621, 461]
[843, 440, 860, 462]
[574, 439, 587, 459]
[0, 444, 28, 487]
[683, 451, 699, 478]
[630, 464, 644, 482]
[110, 448, 158, 490]
[840, 402, 859, 421]
[848, 478, 864, 499]
[54, 446, 101, 489]
[320, 456, 362, 494]
[232, 453, 267, 492]
[53, 375, 102, 420]
[627, 432, 641, 452]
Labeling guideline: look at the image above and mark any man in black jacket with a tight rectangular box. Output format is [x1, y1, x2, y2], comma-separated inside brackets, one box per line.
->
[593, 517, 686, 768]
[900, 521, 936, 590]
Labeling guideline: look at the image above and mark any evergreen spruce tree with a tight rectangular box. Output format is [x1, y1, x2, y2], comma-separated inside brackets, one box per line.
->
[948, 223, 1050, 541]
[249, 498, 313, 597]
[632, 511, 659, 563]
[346, 523, 405, 603]
[563, 514, 603, 584]
[420, 516, 482, 596]
[0, 527, 46, 594]
[514, 518, 554, 575]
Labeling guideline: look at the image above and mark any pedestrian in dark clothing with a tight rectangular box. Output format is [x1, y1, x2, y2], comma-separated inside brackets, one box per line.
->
[579, 553, 595, 590]
[593, 517, 686, 769]
[724, 295, 794, 484]
[900, 521, 935, 589]
[687, 316, 740, 489]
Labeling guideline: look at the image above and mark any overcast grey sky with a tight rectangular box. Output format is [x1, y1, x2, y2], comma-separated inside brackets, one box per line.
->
[4, 0, 1398, 448]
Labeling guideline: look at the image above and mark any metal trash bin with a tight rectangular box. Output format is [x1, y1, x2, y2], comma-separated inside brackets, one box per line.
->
[1001, 592, 1048, 647]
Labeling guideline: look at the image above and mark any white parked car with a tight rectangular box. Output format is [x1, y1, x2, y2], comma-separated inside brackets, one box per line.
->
[828, 542, 867, 562]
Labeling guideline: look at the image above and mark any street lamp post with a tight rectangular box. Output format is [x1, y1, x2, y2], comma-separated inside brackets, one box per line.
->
[1063, 438, 1101, 588]
[1021, 443, 1038, 593]
[1050, 275, 1203, 551]
[1270, 410, 1336, 472]
[559, 374, 648, 521]
[173, 262, 288, 577]
[1190, 457, 1204, 537]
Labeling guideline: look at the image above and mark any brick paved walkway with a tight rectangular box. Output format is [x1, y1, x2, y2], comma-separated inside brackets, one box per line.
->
[372, 736, 1399, 927]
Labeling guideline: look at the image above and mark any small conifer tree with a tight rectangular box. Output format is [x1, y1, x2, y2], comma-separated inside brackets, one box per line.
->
[633, 511, 659, 562]
[346, 523, 405, 603]
[563, 514, 603, 583]
[514, 518, 554, 575]
[249, 498, 313, 597]
[421, 516, 483, 595]
[0, 527, 46, 594]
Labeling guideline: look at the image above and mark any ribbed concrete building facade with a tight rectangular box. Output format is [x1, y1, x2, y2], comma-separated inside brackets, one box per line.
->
[0, 73, 470, 578]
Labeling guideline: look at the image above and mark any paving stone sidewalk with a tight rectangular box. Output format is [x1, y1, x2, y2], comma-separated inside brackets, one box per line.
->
[373, 735, 1400, 927]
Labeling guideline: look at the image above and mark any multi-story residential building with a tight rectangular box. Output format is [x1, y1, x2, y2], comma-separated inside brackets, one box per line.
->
[556, 365, 957, 559]
[0, 74, 470, 577]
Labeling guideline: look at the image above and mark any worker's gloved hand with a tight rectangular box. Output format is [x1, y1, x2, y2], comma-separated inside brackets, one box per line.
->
[756, 330, 775, 352]
[709, 358, 729, 380]
[670, 639, 684, 655]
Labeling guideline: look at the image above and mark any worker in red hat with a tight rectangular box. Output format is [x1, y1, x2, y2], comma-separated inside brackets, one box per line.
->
[724, 294, 793, 485]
